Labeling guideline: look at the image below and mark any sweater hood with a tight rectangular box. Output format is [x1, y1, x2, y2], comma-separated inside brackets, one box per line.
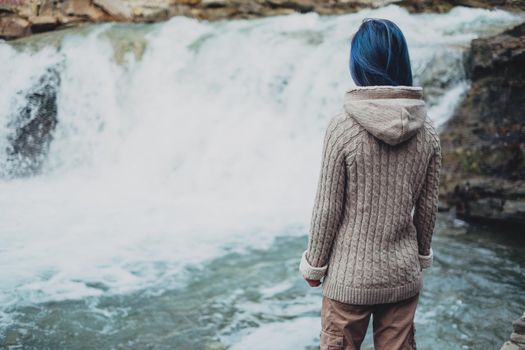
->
[343, 85, 427, 146]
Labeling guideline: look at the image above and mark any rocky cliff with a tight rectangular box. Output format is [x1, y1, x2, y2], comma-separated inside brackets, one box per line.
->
[440, 22, 525, 228]
[1, 0, 524, 40]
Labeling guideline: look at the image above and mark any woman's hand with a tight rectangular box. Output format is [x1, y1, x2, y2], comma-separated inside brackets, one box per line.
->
[304, 277, 322, 287]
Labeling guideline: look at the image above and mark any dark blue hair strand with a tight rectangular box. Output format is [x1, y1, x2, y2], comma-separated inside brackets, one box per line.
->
[349, 18, 413, 87]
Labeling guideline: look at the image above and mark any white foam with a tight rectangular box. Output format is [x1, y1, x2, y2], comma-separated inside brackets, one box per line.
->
[228, 317, 320, 350]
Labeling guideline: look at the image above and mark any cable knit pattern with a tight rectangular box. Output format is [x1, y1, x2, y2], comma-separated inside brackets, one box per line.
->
[299, 85, 442, 305]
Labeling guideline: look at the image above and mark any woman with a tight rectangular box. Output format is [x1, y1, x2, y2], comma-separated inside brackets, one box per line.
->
[299, 18, 442, 350]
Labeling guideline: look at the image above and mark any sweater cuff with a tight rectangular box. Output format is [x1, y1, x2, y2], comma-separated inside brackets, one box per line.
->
[299, 250, 328, 280]
[418, 247, 433, 270]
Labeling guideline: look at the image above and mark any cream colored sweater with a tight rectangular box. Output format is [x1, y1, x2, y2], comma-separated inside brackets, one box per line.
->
[299, 85, 441, 305]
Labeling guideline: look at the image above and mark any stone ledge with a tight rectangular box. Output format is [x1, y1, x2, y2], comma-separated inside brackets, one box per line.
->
[1, 0, 524, 40]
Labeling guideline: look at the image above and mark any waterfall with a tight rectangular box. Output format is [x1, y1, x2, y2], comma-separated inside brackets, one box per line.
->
[0, 4, 523, 330]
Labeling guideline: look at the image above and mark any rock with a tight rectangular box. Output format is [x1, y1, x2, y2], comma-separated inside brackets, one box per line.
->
[93, 0, 134, 19]
[510, 332, 525, 346]
[501, 341, 523, 350]
[440, 22, 525, 228]
[470, 25, 525, 80]
[514, 316, 525, 334]
[2, 0, 524, 40]
[178, 0, 201, 4]
[28, 14, 58, 25]
[399, 0, 525, 13]
[450, 179, 525, 227]
[501, 313, 525, 350]
[135, 7, 169, 22]
[4, 67, 60, 178]
[0, 13, 31, 39]
[63, 0, 110, 21]
[0, 0, 24, 13]
[201, 0, 228, 8]
[1, 0, 108, 39]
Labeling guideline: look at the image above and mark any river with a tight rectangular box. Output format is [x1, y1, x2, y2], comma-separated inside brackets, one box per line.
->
[0, 4, 524, 349]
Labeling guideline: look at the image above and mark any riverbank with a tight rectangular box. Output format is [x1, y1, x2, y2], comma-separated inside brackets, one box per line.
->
[1, 0, 525, 40]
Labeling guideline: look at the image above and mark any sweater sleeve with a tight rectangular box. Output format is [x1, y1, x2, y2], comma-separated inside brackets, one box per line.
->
[300, 117, 348, 281]
[413, 136, 442, 270]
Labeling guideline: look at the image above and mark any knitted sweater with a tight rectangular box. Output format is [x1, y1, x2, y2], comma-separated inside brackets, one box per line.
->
[299, 85, 442, 305]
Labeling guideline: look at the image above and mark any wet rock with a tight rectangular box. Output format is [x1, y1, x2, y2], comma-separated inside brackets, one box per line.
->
[501, 312, 525, 350]
[511, 332, 525, 345]
[440, 22, 525, 228]
[514, 315, 525, 334]
[4, 67, 60, 178]
[470, 24, 525, 81]
[450, 179, 525, 227]
[501, 341, 523, 350]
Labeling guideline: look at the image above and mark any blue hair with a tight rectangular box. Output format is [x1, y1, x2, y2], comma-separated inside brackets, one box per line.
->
[349, 18, 413, 86]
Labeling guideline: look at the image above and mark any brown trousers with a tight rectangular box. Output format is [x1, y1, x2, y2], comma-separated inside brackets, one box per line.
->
[320, 292, 419, 350]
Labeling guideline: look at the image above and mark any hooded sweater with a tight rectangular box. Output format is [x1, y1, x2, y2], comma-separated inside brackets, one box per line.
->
[299, 85, 442, 305]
